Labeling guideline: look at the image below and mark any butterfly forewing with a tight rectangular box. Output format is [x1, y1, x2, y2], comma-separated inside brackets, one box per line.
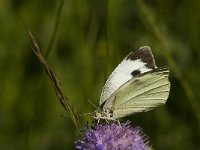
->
[100, 46, 156, 105]
[109, 68, 170, 119]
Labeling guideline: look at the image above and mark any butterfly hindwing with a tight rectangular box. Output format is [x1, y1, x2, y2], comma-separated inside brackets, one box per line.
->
[100, 46, 157, 105]
[106, 68, 170, 119]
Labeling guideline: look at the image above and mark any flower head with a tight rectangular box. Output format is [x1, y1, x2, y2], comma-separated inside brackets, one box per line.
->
[75, 121, 150, 150]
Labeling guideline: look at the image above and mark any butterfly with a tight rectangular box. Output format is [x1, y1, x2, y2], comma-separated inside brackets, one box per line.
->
[94, 46, 170, 121]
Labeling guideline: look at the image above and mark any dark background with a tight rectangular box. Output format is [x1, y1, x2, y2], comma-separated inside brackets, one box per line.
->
[1, 0, 200, 149]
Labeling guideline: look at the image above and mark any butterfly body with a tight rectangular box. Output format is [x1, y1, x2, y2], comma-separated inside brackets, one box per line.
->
[94, 46, 170, 121]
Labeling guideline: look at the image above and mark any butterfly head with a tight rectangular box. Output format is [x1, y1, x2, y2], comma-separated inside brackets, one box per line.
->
[93, 107, 115, 121]
[93, 107, 103, 119]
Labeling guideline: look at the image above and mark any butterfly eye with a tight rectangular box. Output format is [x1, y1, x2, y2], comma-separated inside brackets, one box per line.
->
[95, 112, 101, 118]
[131, 70, 141, 76]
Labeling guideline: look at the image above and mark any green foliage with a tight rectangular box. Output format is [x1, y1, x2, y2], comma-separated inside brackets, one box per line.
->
[0, 0, 200, 149]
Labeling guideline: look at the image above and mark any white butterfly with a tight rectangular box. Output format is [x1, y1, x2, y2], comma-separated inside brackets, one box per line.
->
[94, 46, 170, 121]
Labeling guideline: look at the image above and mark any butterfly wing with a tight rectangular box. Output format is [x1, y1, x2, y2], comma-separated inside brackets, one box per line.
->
[107, 68, 170, 119]
[100, 46, 157, 105]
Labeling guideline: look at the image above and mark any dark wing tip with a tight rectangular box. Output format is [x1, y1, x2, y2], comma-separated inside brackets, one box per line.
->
[126, 46, 156, 69]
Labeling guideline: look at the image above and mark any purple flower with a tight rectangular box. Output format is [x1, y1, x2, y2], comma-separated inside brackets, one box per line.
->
[75, 121, 150, 150]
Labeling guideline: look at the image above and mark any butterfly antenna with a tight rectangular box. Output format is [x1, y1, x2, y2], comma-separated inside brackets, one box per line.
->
[88, 99, 97, 108]
[79, 112, 92, 116]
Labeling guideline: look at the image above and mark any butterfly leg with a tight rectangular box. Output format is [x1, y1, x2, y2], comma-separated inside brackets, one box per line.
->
[118, 120, 121, 127]
[110, 118, 121, 127]
[105, 119, 109, 124]
[97, 118, 100, 124]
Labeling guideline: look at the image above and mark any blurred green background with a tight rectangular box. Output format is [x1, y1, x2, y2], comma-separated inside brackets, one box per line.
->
[1, 0, 200, 149]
